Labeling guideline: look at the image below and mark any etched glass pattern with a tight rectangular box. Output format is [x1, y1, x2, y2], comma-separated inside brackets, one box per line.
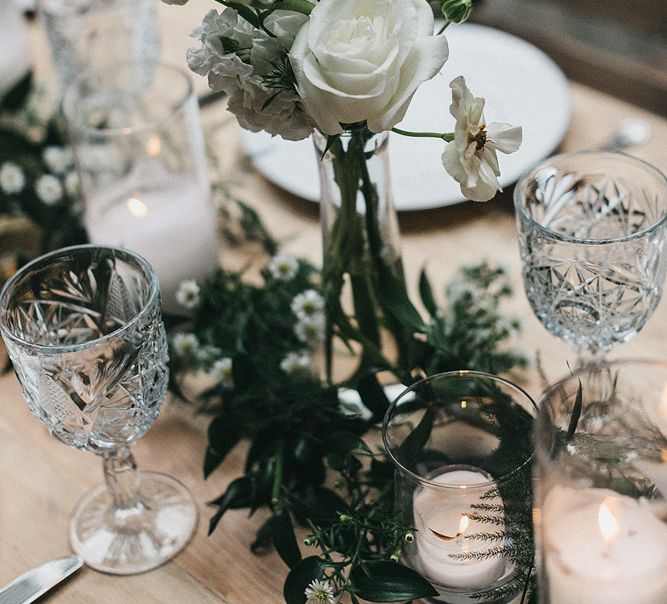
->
[515, 152, 667, 355]
[1, 246, 167, 450]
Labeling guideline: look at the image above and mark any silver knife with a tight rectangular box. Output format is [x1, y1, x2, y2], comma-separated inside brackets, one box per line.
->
[0, 555, 84, 604]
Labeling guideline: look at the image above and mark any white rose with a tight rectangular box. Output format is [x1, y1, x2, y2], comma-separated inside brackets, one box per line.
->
[289, 0, 449, 135]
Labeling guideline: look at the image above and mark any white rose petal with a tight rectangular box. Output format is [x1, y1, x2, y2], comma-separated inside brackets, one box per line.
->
[35, 174, 63, 205]
[289, 0, 449, 134]
[442, 76, 522, 202]
[0, 162, 26, 194]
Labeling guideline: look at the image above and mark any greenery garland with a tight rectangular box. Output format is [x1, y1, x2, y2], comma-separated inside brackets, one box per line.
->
[0, 72, 534, 603]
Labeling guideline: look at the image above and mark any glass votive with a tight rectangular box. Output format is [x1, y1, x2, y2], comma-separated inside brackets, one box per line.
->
[535, 359, 667, 604]
[383, 371, 536, 604]
[62, 61, 219, 314]
[38, 0, 159, 85]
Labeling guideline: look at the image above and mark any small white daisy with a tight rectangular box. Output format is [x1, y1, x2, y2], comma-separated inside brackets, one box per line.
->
[0, 162, 26, 194]
[175, 279, 201, 309]
[210, 357, 234, 388]
[35, 174, 63, 205]
[267, 253, 299, 281]
[64, 171, 79, 197]
[197, 345, 222, 366]
[291, 289, 325, 320]
[280, 351, 313, 377]
[304, 579, 336, 604]
[42, 146, 72, 174]
[172, 332, 200, 358]
[295, 314, 325, 345]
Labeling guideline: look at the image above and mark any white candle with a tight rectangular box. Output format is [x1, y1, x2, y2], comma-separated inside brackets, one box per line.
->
[544, 485, 667, 604]
[85, 176, 219, 314]
[0, 2, 30, 95]
[413, 468, 506, 589]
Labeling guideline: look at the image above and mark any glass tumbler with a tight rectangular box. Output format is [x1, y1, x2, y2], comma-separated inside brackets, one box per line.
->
[383, 371, 536, 603]
[62, 61, 220, 314]
[514, 151, 667, 360]
[38, 0, 160, 85]
[535, 359, 667, 604]
[0, 245, 197, 574]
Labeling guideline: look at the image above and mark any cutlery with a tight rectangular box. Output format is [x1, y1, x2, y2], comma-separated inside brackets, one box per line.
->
[0, 555, 83, 604]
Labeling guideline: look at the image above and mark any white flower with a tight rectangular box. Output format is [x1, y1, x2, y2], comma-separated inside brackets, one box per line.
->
[295, 314, 325, 345]
[210, 357, 234, 388]
[289, 0, 449, 135]
[280, 351, 313, 377]
[173, 332, 200, 358]
[35, 174, 63, 205]
[196, 345, 222, 366]
[0, 162, 25, 194]
[291, 289, 325, 320]
[267, 254, 299, 281]
[304, 579, 336, 604]
[42, 146, 72, 174]
[442, 76, 522, 202]
[175, 279, 201, 309]
[187, 8, 312, 141]
[64, 171, 79, 197]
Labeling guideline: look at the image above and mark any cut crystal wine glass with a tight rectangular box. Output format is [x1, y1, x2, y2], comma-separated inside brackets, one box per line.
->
[514, 151, 667, 360]
[0, 245, 197, 574]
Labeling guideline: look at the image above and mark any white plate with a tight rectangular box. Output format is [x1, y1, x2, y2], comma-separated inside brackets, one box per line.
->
[240, 23, 571, 211]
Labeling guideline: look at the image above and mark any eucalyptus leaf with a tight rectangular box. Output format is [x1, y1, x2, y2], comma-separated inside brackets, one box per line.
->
[349, 561, 438, 601]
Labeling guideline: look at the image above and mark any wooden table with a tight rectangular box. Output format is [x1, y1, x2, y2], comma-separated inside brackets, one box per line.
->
[2, 2, 667, 602]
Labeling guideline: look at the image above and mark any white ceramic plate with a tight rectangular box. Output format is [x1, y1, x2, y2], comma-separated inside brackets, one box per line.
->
[240, 23, 571, 211]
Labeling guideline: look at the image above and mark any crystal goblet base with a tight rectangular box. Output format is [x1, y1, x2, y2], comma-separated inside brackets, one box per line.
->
[70, 458, 197, 574]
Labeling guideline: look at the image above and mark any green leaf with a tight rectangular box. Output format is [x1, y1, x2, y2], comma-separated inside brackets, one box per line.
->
[357, 372, 390, 424]
[396, 407, 435, 472]
[291, 486, 348, 527]
[271, 508, 302, 569]
[274, 0, 314, 15]
[208, 476, 256, 535]
[0, 71, 33, 112]
[291, 435, 326, 485]
[350, 561, 438, 601]
[284, 556, 324, 604]
[325, 430, 372, 457]
[419, 268, 438, 316]
[205, 416, 242, 477]
[376, 268, 424, 332]
[566, 378, 583, 440]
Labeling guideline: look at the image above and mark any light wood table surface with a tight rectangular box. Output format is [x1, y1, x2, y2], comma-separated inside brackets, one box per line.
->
[2, 2, 667, 603]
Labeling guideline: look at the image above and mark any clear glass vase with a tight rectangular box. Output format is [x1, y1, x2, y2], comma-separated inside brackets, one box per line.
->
[313, 127, 409, 384]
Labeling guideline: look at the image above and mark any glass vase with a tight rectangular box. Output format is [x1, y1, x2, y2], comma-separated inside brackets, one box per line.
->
[383, 371, 537, 603]
[313, 127, 409, 385]
[535, 359, 667, 604]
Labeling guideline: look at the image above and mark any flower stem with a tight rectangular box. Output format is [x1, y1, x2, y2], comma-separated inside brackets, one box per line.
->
[391, 127, 454, 142]
[271, 441, 285, 505]
[437, 21, 451, 35]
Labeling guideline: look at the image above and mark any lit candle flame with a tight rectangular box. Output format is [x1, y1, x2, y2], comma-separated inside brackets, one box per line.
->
[127, 197, 148, 218]
[457, 514, 469, 536]
[429, 514, 469, 541]
[598, 498, 619, 544]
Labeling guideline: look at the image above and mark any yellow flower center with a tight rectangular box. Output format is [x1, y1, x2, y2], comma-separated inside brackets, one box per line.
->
[474, 125, 487, 151]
